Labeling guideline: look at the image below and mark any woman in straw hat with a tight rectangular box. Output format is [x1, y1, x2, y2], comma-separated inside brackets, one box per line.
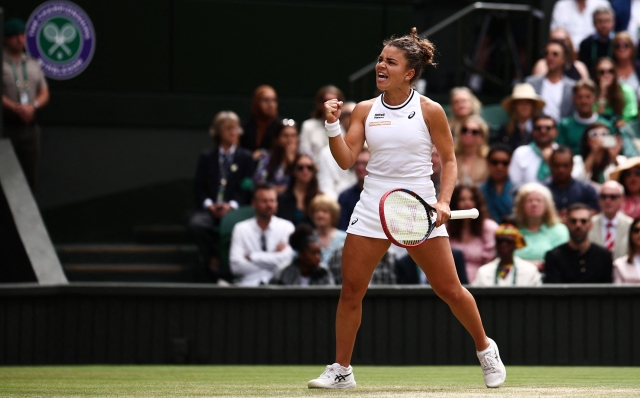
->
[494, 83, 545, 151]
[610, 157, 640, 218]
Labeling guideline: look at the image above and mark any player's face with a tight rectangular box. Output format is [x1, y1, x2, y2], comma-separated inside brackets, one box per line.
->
[376, 46, 412, 91]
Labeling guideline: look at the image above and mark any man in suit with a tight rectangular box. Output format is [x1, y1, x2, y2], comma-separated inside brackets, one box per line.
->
[525, 39, 576, 122]
[188, 111, 255, 282]
[588, 180, 633, 261]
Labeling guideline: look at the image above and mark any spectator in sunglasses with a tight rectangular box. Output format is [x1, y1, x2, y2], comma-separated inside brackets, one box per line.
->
[610, 157, 640, 218]
[448, 87, 482, 138]
[578, 6, 616, 76]
[573, 122, 625, 183]
[593, 57, 638, 126]
[481, 144, 516, 223]
[276, 153, 321, 226]
[588, 180, 632, 261]
[612, 216, 640, 284]
[454, 114, 489, 185]
[509, 115, 559, 186]
[525, 40, 576, 123]
[494, 83, 545, 151]
[544, 203, 613, 283]
[531, 28, 590, 81]
[254, 119, 299, 194]
[612, 32, 640, 95]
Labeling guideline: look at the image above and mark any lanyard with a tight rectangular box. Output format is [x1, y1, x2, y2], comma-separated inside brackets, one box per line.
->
[494, 262, 517, 285]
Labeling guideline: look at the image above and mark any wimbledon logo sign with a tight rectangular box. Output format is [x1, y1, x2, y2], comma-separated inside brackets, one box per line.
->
[25, 1, 95, 80]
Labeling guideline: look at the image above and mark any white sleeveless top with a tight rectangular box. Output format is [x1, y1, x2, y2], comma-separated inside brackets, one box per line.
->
[364, 89, 434, 179]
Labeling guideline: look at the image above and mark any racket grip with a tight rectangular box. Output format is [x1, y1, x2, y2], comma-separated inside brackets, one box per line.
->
[450, 208, 479, 220]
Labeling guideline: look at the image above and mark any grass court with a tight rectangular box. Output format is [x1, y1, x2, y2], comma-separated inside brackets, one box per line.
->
[1, 365, 639, 397]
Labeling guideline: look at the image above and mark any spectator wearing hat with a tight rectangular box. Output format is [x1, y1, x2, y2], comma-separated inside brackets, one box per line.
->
[557, 79, 616, 157]
[588, 180, 633, 261]
[2, 18, 50, 188]
[472, 224, 542, 286]
[188, 111, 255, 282]
[610, 157, 640, 218]
[493, 83, 545, 151]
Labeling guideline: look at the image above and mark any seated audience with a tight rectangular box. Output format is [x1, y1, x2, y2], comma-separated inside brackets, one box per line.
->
[327, 249, 396, 285]
[588, 181, 633, 260]
[299, 85, 345, 161]
[454, 115, 490, 185]
[309, 194, 347, 265]
[525, 39, 576, 122]
[480, 144, 515, 223]
[448, 86, 482, 134]
[494, 83, 545, 150]
[593, 57, 638, 125]
[448, 185, 498, 283]
[396, 248, 468, 285]
[229, 184, 295, 286]
[472, 224, 542, 286]
[240, 85, 281, 160]
[254, 118, 299, 194]
[338, 148, 369, 231]
[612, 32, 640, 94]
[578, 6, 615, 76]
[612, 216, 640, 284]
[317, 102, 357, 199]
[557, 79, 616, 156]
[573, 122, 625, 183]
[188, 111, 255, 282]
[270, 224, 333, 286]
[546, 146, 600, 217]
[509, 115, 559, 186]
[276, 154, 321, 226]
[532, 28, 590, 81]
[550, 0, 610, 52]
[544, 203, 613, 283]
[610, 157, 640, 218]
[513, 182, 570, 268]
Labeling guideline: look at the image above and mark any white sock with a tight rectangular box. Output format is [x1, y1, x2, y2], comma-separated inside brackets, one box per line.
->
[477, 344, 492, 356]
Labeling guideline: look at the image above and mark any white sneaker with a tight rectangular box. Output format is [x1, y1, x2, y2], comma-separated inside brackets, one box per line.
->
[477, 337, 506, 388]
[307, 363, 356, 389]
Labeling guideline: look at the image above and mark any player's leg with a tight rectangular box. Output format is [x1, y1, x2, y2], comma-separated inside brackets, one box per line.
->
[407, 237, 506, 388]
[308, 234, 389, 389]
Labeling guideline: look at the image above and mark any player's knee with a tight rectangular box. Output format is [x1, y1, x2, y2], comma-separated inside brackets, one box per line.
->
[339, 279, 367, 304]
[433, 283, 463, 305]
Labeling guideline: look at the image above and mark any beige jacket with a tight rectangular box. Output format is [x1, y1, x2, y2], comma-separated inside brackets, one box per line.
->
[588, 212, 633, 261]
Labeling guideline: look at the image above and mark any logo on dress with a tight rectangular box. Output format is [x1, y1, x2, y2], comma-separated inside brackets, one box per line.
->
[26, 1, 96, 80]
[408, 111, 416, 119]
[374, 113, 385, 119]
[350, 218, 359, 226]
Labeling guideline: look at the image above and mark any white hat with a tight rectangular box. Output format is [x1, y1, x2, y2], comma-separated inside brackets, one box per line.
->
[501, 83, 546, 114]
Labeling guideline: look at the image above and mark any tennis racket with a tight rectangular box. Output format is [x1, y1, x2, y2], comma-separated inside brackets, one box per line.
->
[379, 188, 479, 248]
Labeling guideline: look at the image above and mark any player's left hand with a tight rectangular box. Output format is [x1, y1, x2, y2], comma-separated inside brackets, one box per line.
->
[432, 201, 451, 228]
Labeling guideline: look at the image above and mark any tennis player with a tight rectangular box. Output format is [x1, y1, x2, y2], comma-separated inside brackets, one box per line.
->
[307, 28, 506, 389]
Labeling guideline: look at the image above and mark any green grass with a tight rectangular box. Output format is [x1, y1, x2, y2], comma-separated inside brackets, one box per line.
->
[1, 366, 639, 397]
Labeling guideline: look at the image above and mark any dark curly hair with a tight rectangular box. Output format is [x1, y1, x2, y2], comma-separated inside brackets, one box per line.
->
[448, 184, 489, 240]
[289, 224, 318, 253]
[383, 27, 436, 85]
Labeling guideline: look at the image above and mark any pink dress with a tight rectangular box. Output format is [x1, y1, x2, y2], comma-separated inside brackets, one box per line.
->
[622, 196, 640, 219]
[449, 218, 498, 283]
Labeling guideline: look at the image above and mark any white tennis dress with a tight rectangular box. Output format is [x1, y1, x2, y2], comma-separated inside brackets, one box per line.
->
[346, 89, 448, 240]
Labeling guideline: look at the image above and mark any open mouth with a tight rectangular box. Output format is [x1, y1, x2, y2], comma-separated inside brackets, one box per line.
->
[377, 72, 388, 82]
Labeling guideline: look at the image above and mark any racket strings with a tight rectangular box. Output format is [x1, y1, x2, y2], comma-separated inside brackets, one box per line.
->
[383, 191, 432, 245]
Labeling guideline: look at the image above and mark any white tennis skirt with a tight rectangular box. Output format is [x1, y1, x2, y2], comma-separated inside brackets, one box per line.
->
[346, 174, 449, 240]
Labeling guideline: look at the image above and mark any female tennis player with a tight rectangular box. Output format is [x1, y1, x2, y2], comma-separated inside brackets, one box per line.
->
[307, 28, 506, 389]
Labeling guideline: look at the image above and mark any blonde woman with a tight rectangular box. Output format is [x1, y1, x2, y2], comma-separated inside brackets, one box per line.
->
[513, 182, 569, 270]
[309, 194, 347, 265]
[448, 87, 482, 135]
[454, 114, 490, 185]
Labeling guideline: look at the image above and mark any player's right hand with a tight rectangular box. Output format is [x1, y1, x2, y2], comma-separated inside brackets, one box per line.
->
[324, 99, 343, 124]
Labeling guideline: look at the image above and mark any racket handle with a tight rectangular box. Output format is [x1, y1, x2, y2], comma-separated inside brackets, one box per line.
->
[450, 208, 479, 220]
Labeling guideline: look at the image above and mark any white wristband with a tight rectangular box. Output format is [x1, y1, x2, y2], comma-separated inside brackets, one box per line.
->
[324, 120, 341, 138]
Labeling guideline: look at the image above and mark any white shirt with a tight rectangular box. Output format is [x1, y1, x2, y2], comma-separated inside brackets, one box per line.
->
[550, 0, 610, 51]
[541, 78, 564, 122]
[600, 213, 619, 243]
[508, 143, 556, 186]
[317, 144, 357, 200]
[229, 216, 295, 286]
[627, 0, 640, 46]
[472, 257, 543, 286]
[299, 118, 328, 161]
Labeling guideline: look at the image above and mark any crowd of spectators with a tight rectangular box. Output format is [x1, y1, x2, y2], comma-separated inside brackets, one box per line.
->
[185, 0, 640, 287]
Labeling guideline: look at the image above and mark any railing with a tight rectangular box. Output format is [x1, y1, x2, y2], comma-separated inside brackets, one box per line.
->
[348, 2, 544, 100]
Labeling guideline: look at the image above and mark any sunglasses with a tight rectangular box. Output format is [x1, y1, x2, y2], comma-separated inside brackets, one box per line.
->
[588, 129, 610, 138]
[296, 164, 314, 171]
[461, 127, 481, 135]
[615, 43, 631, 50]
[624, 169, 640, 177]
[599, 194, 621, 200]
[568, 218, 589, 225]
[282, 118, 296, 127]
[545, 50, 561, 57]
[489, 159, 510, 166]
[632, 227, 640, 234]
[598, 68, 615, 76]
[534, 125, 554, 131]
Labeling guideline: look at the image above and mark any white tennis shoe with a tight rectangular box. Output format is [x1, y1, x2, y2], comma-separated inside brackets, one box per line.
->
[307, 363, 356, 389]
[477, 337, 506, 388]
